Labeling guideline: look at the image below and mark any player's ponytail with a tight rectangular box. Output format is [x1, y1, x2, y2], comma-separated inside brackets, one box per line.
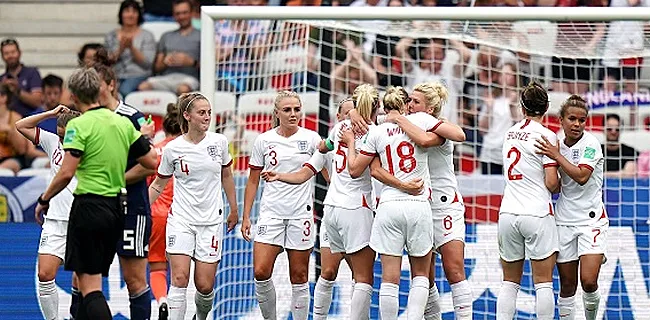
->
[413, 81, 448, 117]
[177, 92, 207, 134]
[559, 94, 589, 118]
[383, 86, 406, 112]
[272, 90, 301, 128]
[520, 81, 548, 117]
[352, 84, 379, 121]
[163, 102, 182, 136]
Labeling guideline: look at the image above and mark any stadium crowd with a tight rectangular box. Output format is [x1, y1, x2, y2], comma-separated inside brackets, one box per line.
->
[1, 0, 648, 177]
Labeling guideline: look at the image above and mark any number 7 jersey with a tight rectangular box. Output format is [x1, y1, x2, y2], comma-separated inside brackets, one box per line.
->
[500, 119, 559, 217]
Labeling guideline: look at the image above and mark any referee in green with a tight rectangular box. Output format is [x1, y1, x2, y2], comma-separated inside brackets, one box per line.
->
[35, 67, 157, 319]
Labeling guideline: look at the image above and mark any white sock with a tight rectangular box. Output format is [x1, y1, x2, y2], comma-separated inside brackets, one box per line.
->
[255, 278, 277, 320]
[38, 280, 59, 320]
[407, 276, 430, 320]
[583, 290, 601, 320]
[424, 283, 441, 320]
[496, 281, 519, 320]
[167, 285, 187, 320]
[379, 282, 400, 320]
[194, 290, 214, 320]
[291, 283, 310, 320]
[558, 295, 576, 320]
[534, 282, 555, 320]
[313, 277, 335, 319]
[450, 280, 473, 320]
[350, 282, 373, 320]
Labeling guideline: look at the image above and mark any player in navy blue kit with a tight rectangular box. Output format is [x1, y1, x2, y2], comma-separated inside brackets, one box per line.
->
[93, 52, 157, 320]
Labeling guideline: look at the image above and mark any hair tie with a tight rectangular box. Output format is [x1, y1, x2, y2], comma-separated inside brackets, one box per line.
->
[184, 93, 206, 113]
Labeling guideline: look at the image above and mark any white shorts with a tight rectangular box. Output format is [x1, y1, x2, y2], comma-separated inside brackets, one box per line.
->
[323, 205, 373, 254]
[557, 218, 609, 264]
[432, 203, 466, 251]
[254, 215, 315, 251]
[320, 222, 330, 249]
[166, 215, 223, 263]
[38, 219, 68, 261]
[147, 73, 199, 91]
[370, 200, 433, 257]
[498, 213, 559, 262]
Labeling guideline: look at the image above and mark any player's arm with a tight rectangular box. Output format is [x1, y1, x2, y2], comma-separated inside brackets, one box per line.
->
[544, 165, 560, 194]
[222, 163, 239, 233]
[148, 175, 170, 204]
[370, 157, 424, 196]
[130, 135, 157, 170]
[262, 167, 315, 184]
[126, 164, 157, 185]
[15, 105, 68, 143]
[241, 168, 261, 242]
[340, 129, 373, 178]
[390, 114, 443, 148]
[535, 135, 592, 185]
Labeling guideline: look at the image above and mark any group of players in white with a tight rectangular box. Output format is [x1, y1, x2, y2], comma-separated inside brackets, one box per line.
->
[28, 77, 607, 319]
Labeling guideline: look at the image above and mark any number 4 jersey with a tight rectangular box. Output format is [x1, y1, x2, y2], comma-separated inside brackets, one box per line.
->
[500, 119, 559, 217]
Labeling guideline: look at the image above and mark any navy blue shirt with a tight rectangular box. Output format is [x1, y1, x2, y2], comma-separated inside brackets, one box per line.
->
[1, 65, 42, 117]
[115, 101, 151, 216]
[28, 109, 57, 134]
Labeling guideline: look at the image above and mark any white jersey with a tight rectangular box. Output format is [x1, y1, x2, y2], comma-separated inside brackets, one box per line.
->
[556, 131, 605, 226]
[250, 127, 322, 220]
[360, 113, 438, 202]
[318, 120, 374, 210]
[36, 128, 76, 221]
[500, 119, 558, 218]
[158, 132, 232, 225]
[425, 123, 464, 211]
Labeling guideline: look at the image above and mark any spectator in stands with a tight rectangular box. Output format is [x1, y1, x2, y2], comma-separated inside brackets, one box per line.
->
[214, 0, 271, 93]
[478, 62, 522, 175]
[602, 113, 637, 177]
[78, 43, 105, 67]
[637, 150, 650, 177]
[36, 74, 65, 134]
[0, 83, 28, 173]
[331, 39, 377, 104]
[138, 0, 200, 95]
[371, 0, 406, 89]
[0, 39, 43, 117]
[106, 0, 157, 98]
[395, 37, 462, 125]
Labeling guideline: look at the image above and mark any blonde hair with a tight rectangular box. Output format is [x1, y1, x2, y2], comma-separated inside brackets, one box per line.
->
[413, 82, 448, 117]
[383, 86, 408, 112]
[272, 90, 302, 128]
[352, 84, 379, 121]
[177, 92, 208, 133]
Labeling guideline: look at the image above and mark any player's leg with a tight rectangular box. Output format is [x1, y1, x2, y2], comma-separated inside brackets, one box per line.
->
[496, 213, 525, 320]
[556, 224, 579, 320]
[165, 216, 196, 320]
[149, 215, 170, 320]
[424, 256, 441, 320]
[347, 247, 375, 320]
[379, 254, 402, 320]
[191, 223, 223, 320]
[313, 207, 344, 320]
[286, 217, 315, 320]
[254, 216, 286, 320]
[70, 273, 80, 319]
[37, 219, 66, 320]
[408, 252, 433, 320]
[527, 215, 560, 320]
[117, 215, 152, 320]
[578, 220, 608, 320]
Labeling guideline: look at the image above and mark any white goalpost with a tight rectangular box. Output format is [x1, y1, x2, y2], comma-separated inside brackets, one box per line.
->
[198, 6, 650, 320]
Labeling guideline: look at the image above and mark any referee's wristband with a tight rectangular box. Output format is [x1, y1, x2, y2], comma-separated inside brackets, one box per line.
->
[37, 194, 49, 206]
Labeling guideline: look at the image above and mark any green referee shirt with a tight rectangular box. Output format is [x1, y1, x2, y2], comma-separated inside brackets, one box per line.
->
[63, 107, 142, 196]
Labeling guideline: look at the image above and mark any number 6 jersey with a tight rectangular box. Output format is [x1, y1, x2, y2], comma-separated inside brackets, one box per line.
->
[500, 119, 558, 218]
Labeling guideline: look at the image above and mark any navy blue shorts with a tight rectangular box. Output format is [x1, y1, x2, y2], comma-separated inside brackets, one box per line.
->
[116, 214, 152, 258]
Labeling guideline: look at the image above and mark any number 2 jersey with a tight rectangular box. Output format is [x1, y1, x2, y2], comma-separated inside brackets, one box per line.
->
[500, 119, 558, 217]
[158, 132, 232, 225]
[360, 113, 438, 203]
[249, 127, 322, 220]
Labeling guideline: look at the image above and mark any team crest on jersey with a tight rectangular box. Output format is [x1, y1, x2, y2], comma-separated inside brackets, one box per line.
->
[207, 145, 219, 161]
[168, 235, 176, 247]
[257, 225, 267, 235]
[572, 149, 580, 163]
[297, 140, 309, 152]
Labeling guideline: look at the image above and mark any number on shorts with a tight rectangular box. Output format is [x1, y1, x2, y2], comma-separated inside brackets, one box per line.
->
[385, 141, 416, 175]
[180, 159, 190, 175]
[592, 228, 601, 243]
[303, 220, 312, 237]
[507, 147, 523, 181]
[211, 236, 219, 252]
[269, 150, 278, 166]
[443, 215, 453, 230]
[123, 230, 135, 250]
[52, 149, 63, 166]
[335, 144, 347, 173]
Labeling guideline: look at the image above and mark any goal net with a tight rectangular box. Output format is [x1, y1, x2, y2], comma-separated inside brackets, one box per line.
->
[199, 6, 650, 320]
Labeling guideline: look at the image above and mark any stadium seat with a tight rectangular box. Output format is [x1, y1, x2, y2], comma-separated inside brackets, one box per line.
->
[16, 168, 49, 178]
[300, 92, 319, 131]
[547, 91, 570, 116]
[214, 91, 237, 115]
[142, 22, 179, 42]
[620, 130, 650, 152]
[237, 91, 276, 132]
[263, 45, 305, 91]
[125, 91, 178, 132]
[0, 168, 15, 177]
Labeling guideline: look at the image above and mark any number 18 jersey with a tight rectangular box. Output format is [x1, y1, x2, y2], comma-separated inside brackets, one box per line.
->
[500, 119, 558, 218]
[360, 113, 438, 202]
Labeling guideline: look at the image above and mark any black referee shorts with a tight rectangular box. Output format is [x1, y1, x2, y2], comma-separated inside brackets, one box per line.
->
[64, 194, 124, 277]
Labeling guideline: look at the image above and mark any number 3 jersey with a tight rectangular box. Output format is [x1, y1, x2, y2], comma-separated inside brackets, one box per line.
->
[36, 128, 77, 221]
[360, 112, 438, 203]
[158, 132, 233, 225]
[500, 119, 558, 218]
[249, 127, 322, 220]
